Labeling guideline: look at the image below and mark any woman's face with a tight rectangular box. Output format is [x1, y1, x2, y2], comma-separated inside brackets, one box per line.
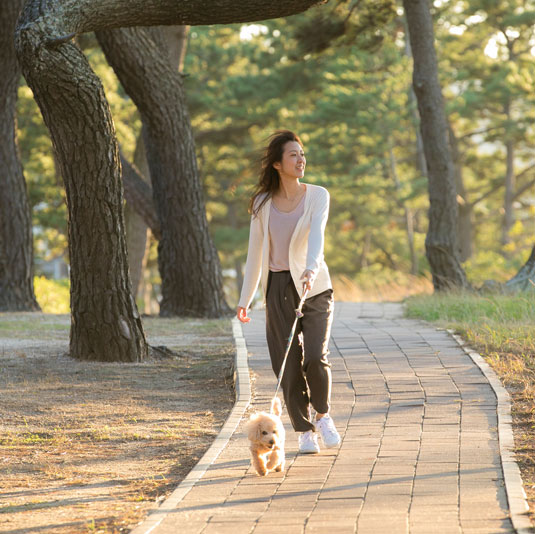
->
[274, 141, 306, 180]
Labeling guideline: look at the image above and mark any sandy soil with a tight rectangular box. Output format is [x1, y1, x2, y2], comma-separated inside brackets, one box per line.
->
[0, 313, 235, 533]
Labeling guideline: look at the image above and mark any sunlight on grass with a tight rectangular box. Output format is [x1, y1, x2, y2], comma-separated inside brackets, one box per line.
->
[405, 291, 535, 390]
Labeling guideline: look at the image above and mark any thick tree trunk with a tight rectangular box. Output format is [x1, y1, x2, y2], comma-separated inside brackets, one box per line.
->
[16, 16, 147, 361]
[15, 0, 320, 359]
[97, 26, 230, 317]
[163, 25, 190, 72]
[402, 0, 469, 290]
[0, 0, 40, 312]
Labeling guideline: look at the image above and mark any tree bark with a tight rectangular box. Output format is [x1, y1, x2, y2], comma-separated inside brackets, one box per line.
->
[402, 0, 469, 290]
[97, 26, 230, 317]
[402, 14, 428, 179]
[16, 11, 148, 361]
[0, 0, 40, 312]
[14, 0, 320, 358]
[16, 0, 322, 38]
[163, 25, 190, 72]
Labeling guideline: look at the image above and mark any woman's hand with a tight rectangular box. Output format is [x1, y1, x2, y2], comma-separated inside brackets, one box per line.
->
[300, 269, 315, 292]
[237, 306, 251, 323]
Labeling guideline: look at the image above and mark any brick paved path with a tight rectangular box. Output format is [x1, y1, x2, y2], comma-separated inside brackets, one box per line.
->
[150, 302, 515, 533]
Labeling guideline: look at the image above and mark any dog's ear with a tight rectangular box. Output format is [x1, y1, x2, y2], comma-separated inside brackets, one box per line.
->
[245, 414, 262, 442]
[271, 397, 282, 417]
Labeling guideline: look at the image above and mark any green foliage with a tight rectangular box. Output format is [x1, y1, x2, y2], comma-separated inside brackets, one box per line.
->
[186, 10, 431, 301]
[33, 277, 70, 314]
[16, 2, 535, 301]
[437, 0, 535, 258]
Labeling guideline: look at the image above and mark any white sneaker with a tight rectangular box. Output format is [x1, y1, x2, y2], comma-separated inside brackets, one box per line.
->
[298, 430, 320, 454]
[315, 414, 341, 448]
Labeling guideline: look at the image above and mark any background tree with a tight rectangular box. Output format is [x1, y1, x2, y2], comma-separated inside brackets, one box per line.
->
[14, 0, 323, 361]
[97, 26, 230, 317]
[0, 0, 40, 312]
[435, 0, 535, 267]
[123, 26, 190, 303]
[14, 0, 535, 308]
[402, 0, 469, 290]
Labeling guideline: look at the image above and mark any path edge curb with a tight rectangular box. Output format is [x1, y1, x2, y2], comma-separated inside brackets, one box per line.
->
[449, 330, 532, 534]
[130, 318, 251, 534]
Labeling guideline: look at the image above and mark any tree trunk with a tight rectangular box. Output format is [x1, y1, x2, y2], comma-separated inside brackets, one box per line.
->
[163, 25, 190, 72]
[0, 0, 40, 312]
[447, 122, 473, 262]
[15, 0, 320, 358]
[16, 15, 147, 361]
[402, 0, 469, 290]
[359, 231, 372, 270]
[402, 14, 428, 179]
[506, 244, 535, 291]
[124, 27, 189, 300]
[97, 26, 231, 317]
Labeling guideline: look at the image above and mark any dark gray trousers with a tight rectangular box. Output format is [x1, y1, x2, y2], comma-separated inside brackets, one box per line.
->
[265, 270, 334, 432]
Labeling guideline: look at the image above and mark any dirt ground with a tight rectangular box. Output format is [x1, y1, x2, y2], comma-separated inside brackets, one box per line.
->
[0, 313, 235, 534]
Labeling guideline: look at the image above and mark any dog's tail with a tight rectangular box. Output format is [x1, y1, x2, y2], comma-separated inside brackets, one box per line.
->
[271, 396, 282, 417]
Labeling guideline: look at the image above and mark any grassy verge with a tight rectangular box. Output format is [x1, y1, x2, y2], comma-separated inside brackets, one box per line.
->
[405, 292, 535, 522]
[0, 314, 235, 533]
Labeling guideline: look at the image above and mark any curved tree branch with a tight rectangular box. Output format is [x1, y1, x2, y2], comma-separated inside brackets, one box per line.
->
[120, 153, 161, 240]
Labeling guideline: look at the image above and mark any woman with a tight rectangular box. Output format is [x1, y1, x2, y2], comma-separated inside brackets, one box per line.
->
[237, 130, 340, 454]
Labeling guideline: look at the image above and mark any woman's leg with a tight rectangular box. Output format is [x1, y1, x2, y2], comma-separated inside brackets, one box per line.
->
[265, 271, 315, 432]
[300, 289, 334, 417]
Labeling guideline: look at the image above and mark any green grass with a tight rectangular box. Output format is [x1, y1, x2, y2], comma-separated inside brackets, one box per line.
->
[405, 292, 535, 374]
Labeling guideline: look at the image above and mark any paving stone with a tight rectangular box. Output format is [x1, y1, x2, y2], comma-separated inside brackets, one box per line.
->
[138, 303, 519, 534]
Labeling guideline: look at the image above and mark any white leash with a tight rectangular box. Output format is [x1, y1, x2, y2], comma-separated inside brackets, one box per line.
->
[272, 285, 309, 408]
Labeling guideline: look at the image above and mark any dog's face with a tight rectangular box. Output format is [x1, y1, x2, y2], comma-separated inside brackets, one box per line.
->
[246, 413, 284, 452]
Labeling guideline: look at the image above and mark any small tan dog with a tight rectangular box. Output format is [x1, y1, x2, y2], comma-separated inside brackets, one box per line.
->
[245, 397, 286, 476]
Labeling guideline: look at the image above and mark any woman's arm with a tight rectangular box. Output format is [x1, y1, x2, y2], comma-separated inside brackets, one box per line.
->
[236, 212, 264, 316]
[305, 188, 330, 279]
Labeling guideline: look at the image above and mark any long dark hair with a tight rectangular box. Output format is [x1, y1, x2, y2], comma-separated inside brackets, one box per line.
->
[249, 130, 304, 217]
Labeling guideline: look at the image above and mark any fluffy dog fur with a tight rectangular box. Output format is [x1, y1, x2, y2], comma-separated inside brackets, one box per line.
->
[245, 397, 286, 476]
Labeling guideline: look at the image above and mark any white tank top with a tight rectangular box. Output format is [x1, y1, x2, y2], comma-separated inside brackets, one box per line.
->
[268, 193, 306, 272]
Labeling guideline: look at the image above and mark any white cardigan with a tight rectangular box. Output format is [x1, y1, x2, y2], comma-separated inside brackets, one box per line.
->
[238, 183, 332, 309]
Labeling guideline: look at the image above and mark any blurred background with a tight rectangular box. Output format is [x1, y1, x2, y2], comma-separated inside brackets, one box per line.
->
[18, 2, 535, 313]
